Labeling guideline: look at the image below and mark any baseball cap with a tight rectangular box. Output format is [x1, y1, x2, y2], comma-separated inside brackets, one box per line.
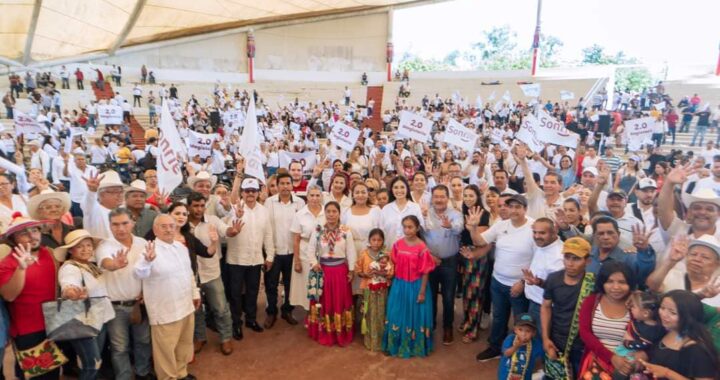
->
[514, 313, 537, 330]
[607, 190, 627, 199]
[562, 237, 591, 258]
[637, 178, 657, 190]
[582, 167, 598, 176]
[241, 178, 260, 190]
[505, 194, 527, 207]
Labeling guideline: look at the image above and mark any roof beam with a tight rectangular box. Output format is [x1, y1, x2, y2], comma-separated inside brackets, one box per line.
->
[0, 57, 26, 68]
[22, 0, 43, 65]
[108, 0, 147, 56]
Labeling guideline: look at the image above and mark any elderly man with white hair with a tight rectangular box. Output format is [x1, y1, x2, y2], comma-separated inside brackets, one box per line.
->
[28, 140, 50, 179]
[81, 170, 124, 239]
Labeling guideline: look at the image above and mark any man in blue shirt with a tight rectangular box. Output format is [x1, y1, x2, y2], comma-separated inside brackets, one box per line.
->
[423, 184, 463, 345]
[587, 216, 655, 286]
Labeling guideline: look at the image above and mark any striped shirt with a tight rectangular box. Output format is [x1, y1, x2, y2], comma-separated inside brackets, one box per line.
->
[591, 304, 630, 352]
[602, 156, 623, 174]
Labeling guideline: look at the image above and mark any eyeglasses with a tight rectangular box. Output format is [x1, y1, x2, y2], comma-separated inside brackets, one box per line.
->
[367, 188, 376, 193]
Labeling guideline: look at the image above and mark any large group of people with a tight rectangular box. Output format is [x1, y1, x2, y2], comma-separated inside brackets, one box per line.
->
[0, 65, 719, 380]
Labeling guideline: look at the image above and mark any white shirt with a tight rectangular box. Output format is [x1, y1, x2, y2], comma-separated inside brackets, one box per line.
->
[289, 206, 325, 260]
[95, 236, 145, 302]
[694, 176, 720, 197]
[266, 194, 305, 256]
[225, 203, 275, 265]
[58, 261, 114, 323]
[134, 239, 199, 325]
[81, 190, 113, 239]
[526, 188, 564, 222]
[190, 214, 228, 284]
[51, 157, 70, 184]
[342, 207, 382, 253]
[30, 149, 51, 178]
[524, 239, 564, 304]
[481, 217, 536, 286]
[68, 162, 97, 203]
[380, 201, 425, 245]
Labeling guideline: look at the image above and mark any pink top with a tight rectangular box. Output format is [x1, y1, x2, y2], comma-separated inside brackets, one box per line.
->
[390, 238, 436, 282]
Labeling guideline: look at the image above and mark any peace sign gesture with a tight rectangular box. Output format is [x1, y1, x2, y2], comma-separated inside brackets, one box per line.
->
[13, 243, 38, 269]
[232, 198, 245, 219]
[668, 235, 690, 263]
[82, 172, 105, 192]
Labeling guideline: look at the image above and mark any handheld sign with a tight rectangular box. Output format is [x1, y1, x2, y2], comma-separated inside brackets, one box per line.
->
[516, 114, 545, 153]
[329, 122, 361, 152]
[536, 110, 579, 149]
[97, 105, 123, 125]
[187, 130, 218, 158]
[624, 117, 655, 151]
[443, 119, 478, 151]
[397, 111, 432, 143]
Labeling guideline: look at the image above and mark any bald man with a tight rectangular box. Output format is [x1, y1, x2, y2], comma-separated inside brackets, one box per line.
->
[135, 215, 199, 380]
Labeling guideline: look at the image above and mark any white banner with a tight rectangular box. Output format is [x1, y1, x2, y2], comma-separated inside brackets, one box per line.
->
[560, 90, 575, 100]
[329, 122, 361, 152]
[187, 130, 218, 159]
[536, 110, 580, 149]
[519, 83, 541, 98]
[97, 105, 123, 125]
[624, 117, 655, 151]
[279, 150, 317, 174]
[239, 96, 266, 183]
[157, 101, 185, 195]
[13, 111, 44, 137]
[444, 119, 478, 151]
[223, 110, 243, 127]
[516, 114, 545, 153]
[397, 111, 433, 143]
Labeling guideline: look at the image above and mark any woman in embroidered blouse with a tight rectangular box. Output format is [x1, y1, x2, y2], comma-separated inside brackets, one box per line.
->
[342, 182, 381, 294]
[289, 186, 325, 310]
[304, 201, 356, 347]
[578, 262, 635, 376]
[381, 176, 425, 245]
[56, 230, 116, 380]
[383, 215, 436, 358]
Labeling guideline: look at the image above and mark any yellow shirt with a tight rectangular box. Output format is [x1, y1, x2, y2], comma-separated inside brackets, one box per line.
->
[116, 147, 132, 164]
[354, 249, 394, 290]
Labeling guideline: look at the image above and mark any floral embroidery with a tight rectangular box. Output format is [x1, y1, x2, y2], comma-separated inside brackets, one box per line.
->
[16, 339, 68, 378]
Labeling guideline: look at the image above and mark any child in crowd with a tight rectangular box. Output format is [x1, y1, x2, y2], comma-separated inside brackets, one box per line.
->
[612, 291, 665, 380]
[497, 313, 544, 380]
[355, 228, 394, 351]
[382, 215, 436, 358]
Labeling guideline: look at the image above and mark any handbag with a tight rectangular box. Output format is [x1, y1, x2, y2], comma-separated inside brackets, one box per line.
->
[14, 339, 68, 379]
[544, 271, 596, 380]
[42, 262, 112, 341]
[577, 352, 612, 380]
[307, 226, 324, 303]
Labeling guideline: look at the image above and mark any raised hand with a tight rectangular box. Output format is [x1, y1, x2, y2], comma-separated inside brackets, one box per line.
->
[82, 172, 105, 192]
[423, 156, 433, 172]
[419, 199, 429, 218]
[465, 206, 484, 227]
[111, 248, 129, 270]
[513, 143, 528, 161]
[521, 268, 542, 286]
[12, 243, 38, 269]
[554, 208, 569, 231]
[439, 213, 452, 228]
[235, 156, 245, 175]
[697, 274, 720, 300]
[208, 224, 220, 243]
[230, 218, 245, 235]
[666, 163, 693, 185]
[668, 235, 689, 262]
[459, 246, 476, 259]
[598, 165, 611, 186]
[232, 198, 245, 219]
[631, 224, 654, 251]
[144, 241, 156, 262]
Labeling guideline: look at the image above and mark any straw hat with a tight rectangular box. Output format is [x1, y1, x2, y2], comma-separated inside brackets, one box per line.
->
[98, 171, 124, 191]
[0, 212, 49, 240]
[187, 171, 217, 189]
[682, 187, 720, 209]
[689, 234, 720, 259]
[27, 190, 71, 219]
[125, 179, 147, 195]
[53, 229, 102, 262]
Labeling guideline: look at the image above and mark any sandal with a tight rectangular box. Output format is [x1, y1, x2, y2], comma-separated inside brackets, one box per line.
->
[462, 334, 477, 344]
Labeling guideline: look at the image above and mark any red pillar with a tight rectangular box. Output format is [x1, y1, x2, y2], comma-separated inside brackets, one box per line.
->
[247, 31, 256, 83]
[386, 42, 393, 82]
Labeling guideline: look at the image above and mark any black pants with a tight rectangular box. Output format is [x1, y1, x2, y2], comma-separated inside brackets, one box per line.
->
[264, 254, 294, 316]
[133, 95, 141, 107]
[14, 331, 61, 380]
[228, 264, 261, 327]
[429, 255, 458, 329]
[76, 79, 84, 90]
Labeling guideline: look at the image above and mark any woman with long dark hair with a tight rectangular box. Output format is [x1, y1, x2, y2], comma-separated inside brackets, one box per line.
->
[640, 290, 719, 380]
[380, 176, 424, 245]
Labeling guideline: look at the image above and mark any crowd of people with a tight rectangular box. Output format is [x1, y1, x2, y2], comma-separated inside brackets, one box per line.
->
[0, 65, 719, 380]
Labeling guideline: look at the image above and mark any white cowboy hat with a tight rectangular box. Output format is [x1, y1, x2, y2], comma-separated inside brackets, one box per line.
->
[187, 171, 217, 189]
[53, 229, 103, 262]
[98, 171, 124, 191]
[27, 190, 71, 220]
[125, 179, 147, 195]
[689, 234, 720, 259]
[682, 187, 720, 209]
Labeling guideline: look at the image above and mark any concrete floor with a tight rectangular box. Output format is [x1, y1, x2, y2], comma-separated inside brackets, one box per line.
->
[190, 298, 499, 380]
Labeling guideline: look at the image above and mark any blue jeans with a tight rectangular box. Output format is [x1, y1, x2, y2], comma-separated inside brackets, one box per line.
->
[528, 301, 542, 330]
[70, 326, 106, 380]
[106, 304, 152, 380]
[488, 277, 528, 349]
[194, 276, 234, 342]
[429, 255, 457, 329]
[71, 201, 84, 218]
[691, 125, 708, 146]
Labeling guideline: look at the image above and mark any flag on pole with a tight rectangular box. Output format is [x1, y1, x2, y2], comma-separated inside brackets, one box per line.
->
[239, 95, 266, 183]
[157, 100, 185, 195]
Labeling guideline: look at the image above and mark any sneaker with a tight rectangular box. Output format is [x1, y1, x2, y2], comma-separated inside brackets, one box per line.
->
[475, 346, 501, 362]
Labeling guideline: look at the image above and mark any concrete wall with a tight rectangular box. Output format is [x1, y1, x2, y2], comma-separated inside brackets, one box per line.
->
[104, 32, 248, 73]
[254, 13, 387, 72]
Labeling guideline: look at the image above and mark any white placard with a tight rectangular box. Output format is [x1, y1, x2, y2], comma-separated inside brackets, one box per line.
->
[187, 130, 218, 158]
[97, 105, 123, 125]
[589, 114, 599, 122]
[624, 117, 655, 151]
[397, 111, 433, 143]
[654, 101, 665, 111]
[63, 127, 85, 154]
[560, 90, 575, 100]
[443, 119, 478, 151]
[516, 114, 545, 153]
[328, 122, 361, 152]
[279, 150, 317, 174]
[223, 110, 244, 127]
[13, 111, 44, 137]
[519, 83, 541, 98]
[536, 110, 580, 149]
[490, 128, 505, 144]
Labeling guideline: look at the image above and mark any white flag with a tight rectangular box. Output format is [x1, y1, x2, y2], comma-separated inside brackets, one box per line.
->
[157, 101, 185, 195]
[475, 95, 483, 109]
[488, 91, 496, 101]
[13, 111, 44, 137]
[239, 95, 266, 183]
[279, 150, 317, 174]
[519, 83, 541, 98]
[560, 90, 575, 100]
[502, 90, 512, 103]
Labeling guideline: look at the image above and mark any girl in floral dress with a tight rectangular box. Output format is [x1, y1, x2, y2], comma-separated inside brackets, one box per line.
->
[355, 228, 393, 351]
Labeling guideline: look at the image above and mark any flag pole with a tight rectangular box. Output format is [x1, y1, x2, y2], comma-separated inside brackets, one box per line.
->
[530, 0, 542, 77]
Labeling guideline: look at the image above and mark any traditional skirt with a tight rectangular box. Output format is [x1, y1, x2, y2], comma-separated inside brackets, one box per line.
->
[306, 263, 353, 347]
[459, 256, 489, 340]
[360, 284, 388, 351]
[382, 278, 434, 358]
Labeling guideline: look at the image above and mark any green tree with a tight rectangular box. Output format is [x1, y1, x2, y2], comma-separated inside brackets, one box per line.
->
[398, 51, 449, 72]
[615, 67, 654, 92]
[581, 44, 637, 65]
